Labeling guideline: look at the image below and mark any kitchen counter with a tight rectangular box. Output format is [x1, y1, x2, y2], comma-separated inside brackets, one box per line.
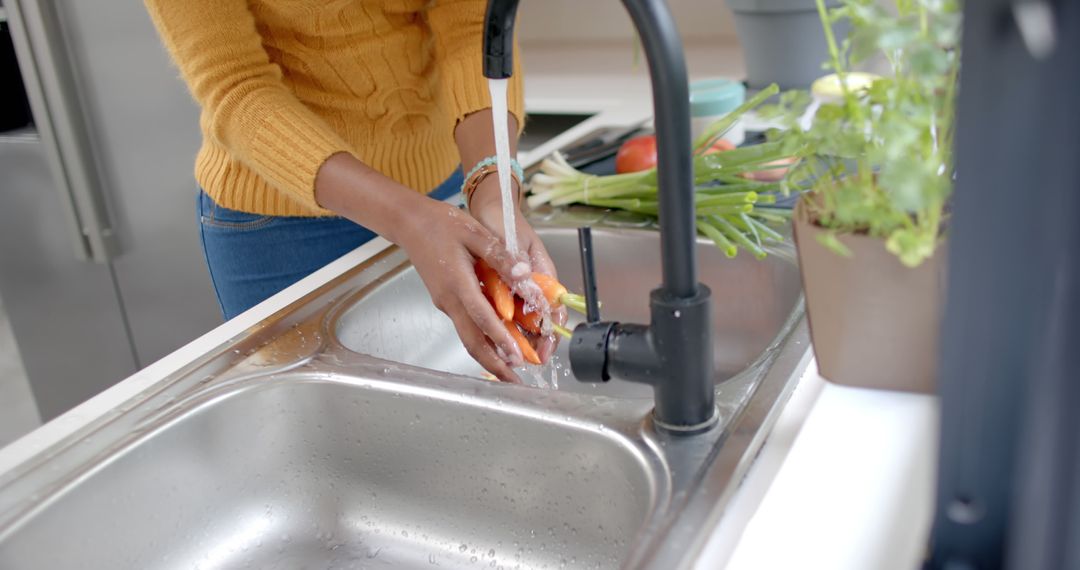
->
[701, 365, 938, 569]
[0, 39, 937, 569]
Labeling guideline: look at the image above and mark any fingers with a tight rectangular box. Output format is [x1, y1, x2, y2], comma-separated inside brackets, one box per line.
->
[461, 218, 532, 288]
[443, 298, 521, 384]
[523, 231, 567, 363]
[525, 230, 559, 280]
[533, 305, 568, 363]
[445, 250, 526, 366]
[535, 335, 557, 364]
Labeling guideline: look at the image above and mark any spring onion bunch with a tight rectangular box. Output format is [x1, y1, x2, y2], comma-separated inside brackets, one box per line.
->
[528, 85, 802, 259]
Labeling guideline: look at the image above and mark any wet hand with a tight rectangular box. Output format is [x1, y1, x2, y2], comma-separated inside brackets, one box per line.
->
[467, 177, 568, 363]
[396, 196, 536, 383]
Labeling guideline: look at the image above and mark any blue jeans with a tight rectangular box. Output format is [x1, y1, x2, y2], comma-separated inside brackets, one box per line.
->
[198, 169, 464, 320]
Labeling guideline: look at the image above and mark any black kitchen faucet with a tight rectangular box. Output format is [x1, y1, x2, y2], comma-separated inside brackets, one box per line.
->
[483, 0, 717, 434]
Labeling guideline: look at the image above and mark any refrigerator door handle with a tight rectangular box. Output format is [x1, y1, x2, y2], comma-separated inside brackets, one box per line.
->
[6, 0, 118, 263]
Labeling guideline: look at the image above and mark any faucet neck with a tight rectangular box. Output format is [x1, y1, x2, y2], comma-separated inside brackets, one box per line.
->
[621, 0, 697, 298]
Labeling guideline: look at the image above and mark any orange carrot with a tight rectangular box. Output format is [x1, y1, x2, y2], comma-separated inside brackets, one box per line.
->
[503, 320, 541, 365]
[475, 259, 514, 321]
[531, 272, 568, 306]
[514, 297, 543, 335]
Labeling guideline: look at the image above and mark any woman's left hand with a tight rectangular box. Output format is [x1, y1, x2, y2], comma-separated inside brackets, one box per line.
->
[468, 177, 568, 363]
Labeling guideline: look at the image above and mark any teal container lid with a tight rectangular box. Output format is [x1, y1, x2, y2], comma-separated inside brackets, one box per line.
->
[689, 78, 746, 118]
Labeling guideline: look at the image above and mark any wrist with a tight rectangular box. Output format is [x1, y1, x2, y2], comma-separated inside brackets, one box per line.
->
[386, 191, 443, 248]
[469, 176, 521, 211]
[314, 152, 429, 245]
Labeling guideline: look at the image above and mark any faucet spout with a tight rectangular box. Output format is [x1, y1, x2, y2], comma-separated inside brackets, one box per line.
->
[484, 0, 716, 434]
[482, 0, 521, 80]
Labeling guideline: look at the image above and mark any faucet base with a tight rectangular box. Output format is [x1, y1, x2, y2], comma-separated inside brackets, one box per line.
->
[569, 285, 716, 434]
[652, 405, 720, 436]
[648, 284, 716, 430]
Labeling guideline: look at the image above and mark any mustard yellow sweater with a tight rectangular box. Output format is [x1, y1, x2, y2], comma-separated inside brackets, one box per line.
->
[145, 0, 525, 217]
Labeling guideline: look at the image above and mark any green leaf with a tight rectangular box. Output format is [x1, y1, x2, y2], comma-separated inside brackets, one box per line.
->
[878, 155, 926, 212]
[907, 43, 951, 77]
[692, 84, 780, 150]
[848, 24, 881, 64]
[876, 17, 921, 51]
[886, 227, 936, 267]
[816, 231, 853, 258]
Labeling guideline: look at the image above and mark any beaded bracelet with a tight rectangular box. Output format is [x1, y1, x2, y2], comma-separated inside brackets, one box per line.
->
[461, 155, 525, 209]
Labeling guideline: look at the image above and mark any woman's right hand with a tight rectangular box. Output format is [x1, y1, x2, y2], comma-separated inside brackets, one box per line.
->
[316, 152, 532, 383]
[395, 197, 533, 383]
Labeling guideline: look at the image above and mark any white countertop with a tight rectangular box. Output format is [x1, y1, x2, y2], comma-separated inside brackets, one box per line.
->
[699, 365, 938, 569]
[0, 39, 938, 569]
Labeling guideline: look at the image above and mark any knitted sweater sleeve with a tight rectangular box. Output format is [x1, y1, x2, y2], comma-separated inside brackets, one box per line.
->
[428, 0, 527, 133]
[144, 0, 353, 211]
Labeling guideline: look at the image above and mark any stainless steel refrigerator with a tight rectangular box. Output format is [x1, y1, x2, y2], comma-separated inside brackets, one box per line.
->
[0, 0, 222, 420]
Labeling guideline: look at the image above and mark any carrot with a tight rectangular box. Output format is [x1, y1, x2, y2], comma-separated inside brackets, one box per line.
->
[503, 320, 541, 365]
[531, 272, 568, 306]
[475, 259, 514, 321]
[530, 272, 589, 315]
[514, 297, 543, 335]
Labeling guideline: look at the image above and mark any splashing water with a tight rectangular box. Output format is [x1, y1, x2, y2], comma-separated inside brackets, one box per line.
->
[487, 78, 518, 257]
[517, 354, 564, 390]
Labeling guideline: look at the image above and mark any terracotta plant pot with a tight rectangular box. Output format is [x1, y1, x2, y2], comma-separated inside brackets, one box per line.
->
[791, 196, 947, 393]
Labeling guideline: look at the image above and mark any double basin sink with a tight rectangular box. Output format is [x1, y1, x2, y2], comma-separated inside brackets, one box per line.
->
[0, 206, 809, 569]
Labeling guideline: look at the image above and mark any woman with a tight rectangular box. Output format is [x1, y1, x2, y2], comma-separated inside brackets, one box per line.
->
[145, 0, 563, 383]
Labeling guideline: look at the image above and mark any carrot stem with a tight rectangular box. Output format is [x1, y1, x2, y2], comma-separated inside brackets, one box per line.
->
[552, 323, 574, 339]
[560, 294, 589, 315]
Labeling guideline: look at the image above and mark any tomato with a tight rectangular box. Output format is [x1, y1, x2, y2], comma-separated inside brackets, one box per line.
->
[703, 138, 736, 154]
[742, 157, 797, 182]
[615, 135, 736, 174]
[615, 134, 657, 174]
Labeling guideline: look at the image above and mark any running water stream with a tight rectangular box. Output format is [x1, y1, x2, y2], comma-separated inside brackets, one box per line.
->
[489, 78, 559, 384]
[487, 78, 518, 257]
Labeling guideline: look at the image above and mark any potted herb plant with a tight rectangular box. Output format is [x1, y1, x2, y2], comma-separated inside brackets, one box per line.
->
[767, 0, 961, 393]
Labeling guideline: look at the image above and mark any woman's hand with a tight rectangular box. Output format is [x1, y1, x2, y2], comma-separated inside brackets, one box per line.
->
[315, 152, 534, 383]
[467, 177, 568, 363]
[394, 193, 538, 383]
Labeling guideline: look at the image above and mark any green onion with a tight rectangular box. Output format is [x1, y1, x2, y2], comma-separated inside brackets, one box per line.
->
[713, 215, 767, 259]
[527, 82, 799, 259]
[696, 220, 737, 258]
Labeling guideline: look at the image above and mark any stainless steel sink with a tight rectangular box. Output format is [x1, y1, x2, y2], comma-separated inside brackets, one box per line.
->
[0, 208, 810, 569]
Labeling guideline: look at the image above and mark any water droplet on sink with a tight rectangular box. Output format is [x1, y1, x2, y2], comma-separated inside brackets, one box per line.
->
[460, 543, 468, 552]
